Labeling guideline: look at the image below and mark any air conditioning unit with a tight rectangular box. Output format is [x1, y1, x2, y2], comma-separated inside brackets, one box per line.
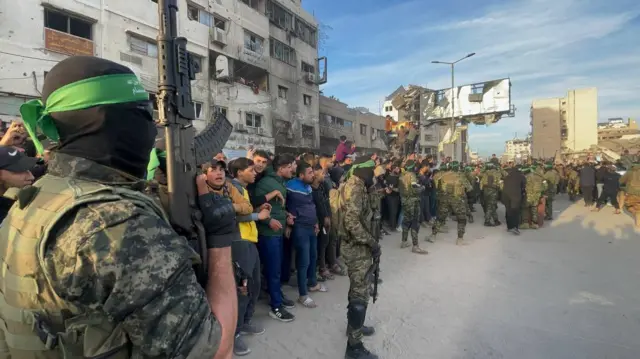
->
[211, 28, 227, 46]
[258, 128, 265, 135]
[305, 72, 315, 84]
[234, 122, 245, 131]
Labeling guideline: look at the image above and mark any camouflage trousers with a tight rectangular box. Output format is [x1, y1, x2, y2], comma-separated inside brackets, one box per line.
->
[341, 241, 373, 304]
[568, 181, 579, 201]
[544, 191, 555, 219]
[520, 198, 540, 226]
[401, 199, 420, 245]
[483, 187, 500, 225]
[433, 195, 467, 238]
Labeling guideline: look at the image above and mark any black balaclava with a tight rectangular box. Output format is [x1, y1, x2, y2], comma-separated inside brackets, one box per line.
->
[42, 56, 156, 179]
[352, 157, 374, 188]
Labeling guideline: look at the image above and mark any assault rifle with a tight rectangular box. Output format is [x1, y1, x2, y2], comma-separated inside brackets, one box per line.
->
[366, 233, 381, 303]
[156, 0, 232, 285]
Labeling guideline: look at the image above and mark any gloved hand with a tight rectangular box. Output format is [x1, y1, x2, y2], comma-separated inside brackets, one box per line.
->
[198, 191, 240, 248]
[371, 241, 382, 259]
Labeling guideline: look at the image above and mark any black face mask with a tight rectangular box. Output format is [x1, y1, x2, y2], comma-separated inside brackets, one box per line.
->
[354, 167, 374, 188]
[41, 56, 157, 179]
[52, 102, 156, 178]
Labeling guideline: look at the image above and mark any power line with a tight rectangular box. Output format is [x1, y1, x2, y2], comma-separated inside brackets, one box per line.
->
[0, 50, 60, 63]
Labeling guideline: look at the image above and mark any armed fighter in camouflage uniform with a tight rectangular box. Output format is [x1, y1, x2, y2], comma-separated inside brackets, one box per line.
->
[520, 165, 547, 229]
[543, 162, 561, 220]
[566, 164, 580, 201]
[427, 161, 473, 245]
[398, 160, 429, 254]
[340, 157, 380, 359]
[431, 165, 449, 233]
[479, 158, 504, 226]
[0, 57, 230, 358]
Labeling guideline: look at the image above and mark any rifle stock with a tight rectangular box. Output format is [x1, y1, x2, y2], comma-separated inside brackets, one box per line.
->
[156, 0, 232, 285]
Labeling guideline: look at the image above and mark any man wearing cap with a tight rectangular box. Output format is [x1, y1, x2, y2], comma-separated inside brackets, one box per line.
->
[2, 56, 236, 359]
[0, 145, 38, 221]
[341, 156, 380, 359]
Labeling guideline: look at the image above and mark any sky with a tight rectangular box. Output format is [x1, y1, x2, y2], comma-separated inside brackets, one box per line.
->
[303, 0, 640, 156]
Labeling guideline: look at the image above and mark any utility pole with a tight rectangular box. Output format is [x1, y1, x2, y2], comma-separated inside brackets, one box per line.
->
[432, 52, 476, 160]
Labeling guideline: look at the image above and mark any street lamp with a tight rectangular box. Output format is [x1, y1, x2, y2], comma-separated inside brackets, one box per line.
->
[431, 52, 476, 148]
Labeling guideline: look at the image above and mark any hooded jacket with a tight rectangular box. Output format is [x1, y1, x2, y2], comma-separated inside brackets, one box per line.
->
[253, 166, 287, 236]
[286, 177, 318, 227]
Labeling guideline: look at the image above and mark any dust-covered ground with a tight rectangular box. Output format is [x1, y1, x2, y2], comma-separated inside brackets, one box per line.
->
[242, 197, 640, 359]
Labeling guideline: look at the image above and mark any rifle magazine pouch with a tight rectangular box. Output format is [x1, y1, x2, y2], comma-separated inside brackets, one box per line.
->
[58, 313, 129, 359]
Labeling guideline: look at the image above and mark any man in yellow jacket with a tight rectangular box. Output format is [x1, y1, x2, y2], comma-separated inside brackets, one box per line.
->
[226, 157, 272, 356]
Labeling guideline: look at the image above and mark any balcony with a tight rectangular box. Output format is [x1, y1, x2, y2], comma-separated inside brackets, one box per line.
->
[44, 28, 94, 56]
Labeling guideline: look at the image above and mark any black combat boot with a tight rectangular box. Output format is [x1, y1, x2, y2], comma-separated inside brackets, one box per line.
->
[346, 301, 379, 359]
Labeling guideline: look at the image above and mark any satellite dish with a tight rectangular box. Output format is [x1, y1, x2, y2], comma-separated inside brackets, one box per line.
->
[215, 55, 229, 79]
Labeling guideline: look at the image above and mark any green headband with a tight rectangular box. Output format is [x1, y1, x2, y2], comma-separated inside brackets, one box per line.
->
[345, 159, 376, 181]
[19, 74, 149, 155]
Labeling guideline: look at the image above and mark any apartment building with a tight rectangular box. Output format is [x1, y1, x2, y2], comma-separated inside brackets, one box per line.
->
[530, 87, 598, 158]
[0, 0, 323, 154]
[504, 138, 531, 161]
[318, 95, 386, 155]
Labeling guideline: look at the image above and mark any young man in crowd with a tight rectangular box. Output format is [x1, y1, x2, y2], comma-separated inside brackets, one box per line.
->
[287, 161, 327, 308]
[311, 164, 334, 282]
[227, 157, 272, 356]
[253, 154, 297, 321]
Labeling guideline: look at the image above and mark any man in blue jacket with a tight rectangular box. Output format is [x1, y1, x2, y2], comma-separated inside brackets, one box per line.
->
[287, 161, 327, 308]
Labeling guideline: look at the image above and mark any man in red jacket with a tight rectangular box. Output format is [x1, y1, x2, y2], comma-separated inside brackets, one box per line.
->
[335, 135, 355, 163]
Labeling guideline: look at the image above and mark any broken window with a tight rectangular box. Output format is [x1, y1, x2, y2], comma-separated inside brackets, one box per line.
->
[278, 85, 288, 99]
[212, 105, 227, 119]
[245, 113, 262, 127]
[435, 90, 445, 103]
[187, 4, 214, 27]
[301, 61, 315, 74]
[241, 0, 259, 10]
[360, 124, 367, 135]
[244, 30, 264, 53]
[129, 35, 158, 57]
[303, 94, 312, 106]
[44, 8, 92, 39]
[302, 124, 314, 139]
[270, 38, 296, 65]
[266, 1, 293, 30]
[295, 18, 317, 48]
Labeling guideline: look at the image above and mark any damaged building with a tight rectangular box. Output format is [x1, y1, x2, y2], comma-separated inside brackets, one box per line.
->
[0, 0, 325, 156]
[318, 95, 387, 155]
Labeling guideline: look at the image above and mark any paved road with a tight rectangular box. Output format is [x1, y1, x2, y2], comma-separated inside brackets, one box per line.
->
[242, 197, 640, 359]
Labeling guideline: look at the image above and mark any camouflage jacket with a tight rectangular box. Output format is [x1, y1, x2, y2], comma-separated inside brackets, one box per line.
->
[341, 175, 376, 247]
[442, 171, 473, 198]
[399, 170, 421, 201]
[479, 169, 503, 190]
[1, 153, 221, 358]
[544, 169, 561, 191]
[620, 165, 640, 195]
[525, 172, 546, 203]
[433, 171, 446, 194]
